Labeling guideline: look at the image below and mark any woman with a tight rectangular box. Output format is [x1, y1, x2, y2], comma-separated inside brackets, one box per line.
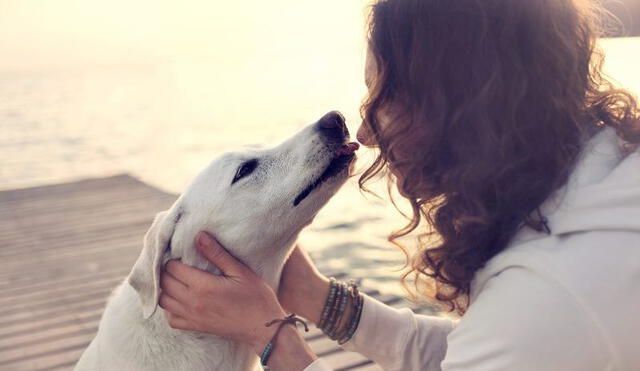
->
[158, 0, 640, 370]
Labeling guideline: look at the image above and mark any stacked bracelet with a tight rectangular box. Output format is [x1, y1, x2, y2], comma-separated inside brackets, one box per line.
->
[330, 283, 350, 339]
[318, 278, 364, 344]
[318, 278, 338, 329]
[325, 282, 347, 338]
[338, 284, 364, 344]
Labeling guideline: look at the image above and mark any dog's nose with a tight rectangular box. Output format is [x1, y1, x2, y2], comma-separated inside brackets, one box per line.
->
[316, 111, 349, 141]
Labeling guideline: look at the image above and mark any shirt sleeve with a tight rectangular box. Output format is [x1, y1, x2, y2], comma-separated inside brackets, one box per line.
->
[340, 294, 457, 371]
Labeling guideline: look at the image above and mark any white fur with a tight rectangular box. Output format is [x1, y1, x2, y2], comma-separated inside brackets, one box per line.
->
[75, 118, 356, 371]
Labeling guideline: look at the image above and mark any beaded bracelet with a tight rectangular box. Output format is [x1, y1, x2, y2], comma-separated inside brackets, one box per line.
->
[327, 283, 350, 339]
[334, 280, 359, 341]
[318, 278, 364, 345]
[338, 285, 364, 344]
[318, 278, 338, 329]
[323, 282, 347, 338]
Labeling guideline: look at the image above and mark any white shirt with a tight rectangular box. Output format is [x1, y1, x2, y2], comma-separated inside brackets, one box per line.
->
[305, 127, 640, 371]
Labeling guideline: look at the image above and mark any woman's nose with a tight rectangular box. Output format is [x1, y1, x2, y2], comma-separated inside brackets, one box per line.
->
[356, 123, 377, 147]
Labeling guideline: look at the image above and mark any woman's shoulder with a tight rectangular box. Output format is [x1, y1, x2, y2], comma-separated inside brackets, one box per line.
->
[451, 128, 640, 369]
[447, 259, 620, 371]
[467, 230, 640, 369]
[473, 229, 640, 296]
[470, 126, 640, 318]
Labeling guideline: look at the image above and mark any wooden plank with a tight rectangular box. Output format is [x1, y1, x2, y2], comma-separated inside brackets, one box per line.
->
[0, 199, 170, 237]
[0, 275, 123, 311]
[0, 297, 107, 330]
[0, 245, 139, 281]
[0, 175, 148, 202]
[0, 188, 171, 215]
[0, 228, 144, 256]
[0, 331, 94, 369]
[0, 254, 134, 290]
[0, 267, 130, 297]
[0, 306, 102, 339]
[3, 343, 87, 371]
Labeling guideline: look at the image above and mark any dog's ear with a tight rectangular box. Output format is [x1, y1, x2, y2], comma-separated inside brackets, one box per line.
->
[128, 210, 175, 319]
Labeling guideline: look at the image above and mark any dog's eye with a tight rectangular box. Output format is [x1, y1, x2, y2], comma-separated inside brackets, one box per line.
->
[232, 159, 258, 184]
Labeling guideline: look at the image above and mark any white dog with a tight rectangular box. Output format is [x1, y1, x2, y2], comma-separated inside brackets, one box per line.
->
[74, 111, 359, 371]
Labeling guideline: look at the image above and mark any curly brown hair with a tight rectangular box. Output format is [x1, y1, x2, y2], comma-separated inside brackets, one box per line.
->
[359, 0, 640, 314]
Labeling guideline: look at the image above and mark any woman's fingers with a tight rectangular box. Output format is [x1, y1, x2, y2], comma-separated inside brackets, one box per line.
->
[165, 312, 196, 331]
[196, 231, 252, 278]
[155, 233, 287, 347]
[164, 259, 212, 287]
[158, 292, 188, 317]
[163, 232, 254, 287]
[157, 231, 287, 347]
[160, 270, 191, 302]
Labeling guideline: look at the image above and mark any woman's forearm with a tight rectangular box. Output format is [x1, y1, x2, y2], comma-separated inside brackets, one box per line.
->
[278, 245, 358, 335]
[278, 246, 332, 325]
[288, 274, 331, 325]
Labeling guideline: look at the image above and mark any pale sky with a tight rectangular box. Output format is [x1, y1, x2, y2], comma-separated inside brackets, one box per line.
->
[0, 0, 636, 95]
[0, 0, 371, 71]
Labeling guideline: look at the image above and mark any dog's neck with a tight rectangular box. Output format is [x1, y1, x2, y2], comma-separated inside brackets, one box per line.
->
[174, 229, 301, 292]
[222, 232, 300, 289]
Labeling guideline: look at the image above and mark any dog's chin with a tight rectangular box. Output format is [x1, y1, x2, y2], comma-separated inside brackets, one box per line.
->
[319, 155, 356, 193]
[295, 158, 355, 222]
[293, 153, 356, 208]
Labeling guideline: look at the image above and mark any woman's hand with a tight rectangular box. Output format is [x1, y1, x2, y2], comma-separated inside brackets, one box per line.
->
[159, 232, 286, 353]
[278, 245, 331, 325]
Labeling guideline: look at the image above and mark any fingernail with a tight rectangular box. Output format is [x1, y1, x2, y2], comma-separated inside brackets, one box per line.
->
[197, 232, 214, 248]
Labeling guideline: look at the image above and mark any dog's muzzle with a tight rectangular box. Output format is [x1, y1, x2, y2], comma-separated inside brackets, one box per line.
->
[292, 111, 359, 207]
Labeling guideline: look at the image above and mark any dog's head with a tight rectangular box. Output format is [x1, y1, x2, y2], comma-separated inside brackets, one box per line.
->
[129, 111, 359, 318]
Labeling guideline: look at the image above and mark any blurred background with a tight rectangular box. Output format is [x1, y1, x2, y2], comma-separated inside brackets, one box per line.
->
[1, 0, 639, 295]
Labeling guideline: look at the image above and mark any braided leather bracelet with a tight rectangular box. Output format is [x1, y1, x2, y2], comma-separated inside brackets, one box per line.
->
[260, 313, 309, 369]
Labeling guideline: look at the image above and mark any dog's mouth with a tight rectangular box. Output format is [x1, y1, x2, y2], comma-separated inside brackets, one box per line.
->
[293, 142, 360, 206]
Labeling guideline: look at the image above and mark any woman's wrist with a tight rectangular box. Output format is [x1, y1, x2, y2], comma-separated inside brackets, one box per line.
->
[291, 273, 330, 326]
[250, 306, 288, 356]
[279, 245, 331, 325]
[257, 324, 317, 371]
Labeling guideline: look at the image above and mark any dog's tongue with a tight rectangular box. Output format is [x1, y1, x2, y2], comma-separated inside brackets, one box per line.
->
[338, 142, 360, 156]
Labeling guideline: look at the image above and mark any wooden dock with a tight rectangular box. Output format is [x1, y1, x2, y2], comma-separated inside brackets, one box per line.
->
[0, 174, 425, 370]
